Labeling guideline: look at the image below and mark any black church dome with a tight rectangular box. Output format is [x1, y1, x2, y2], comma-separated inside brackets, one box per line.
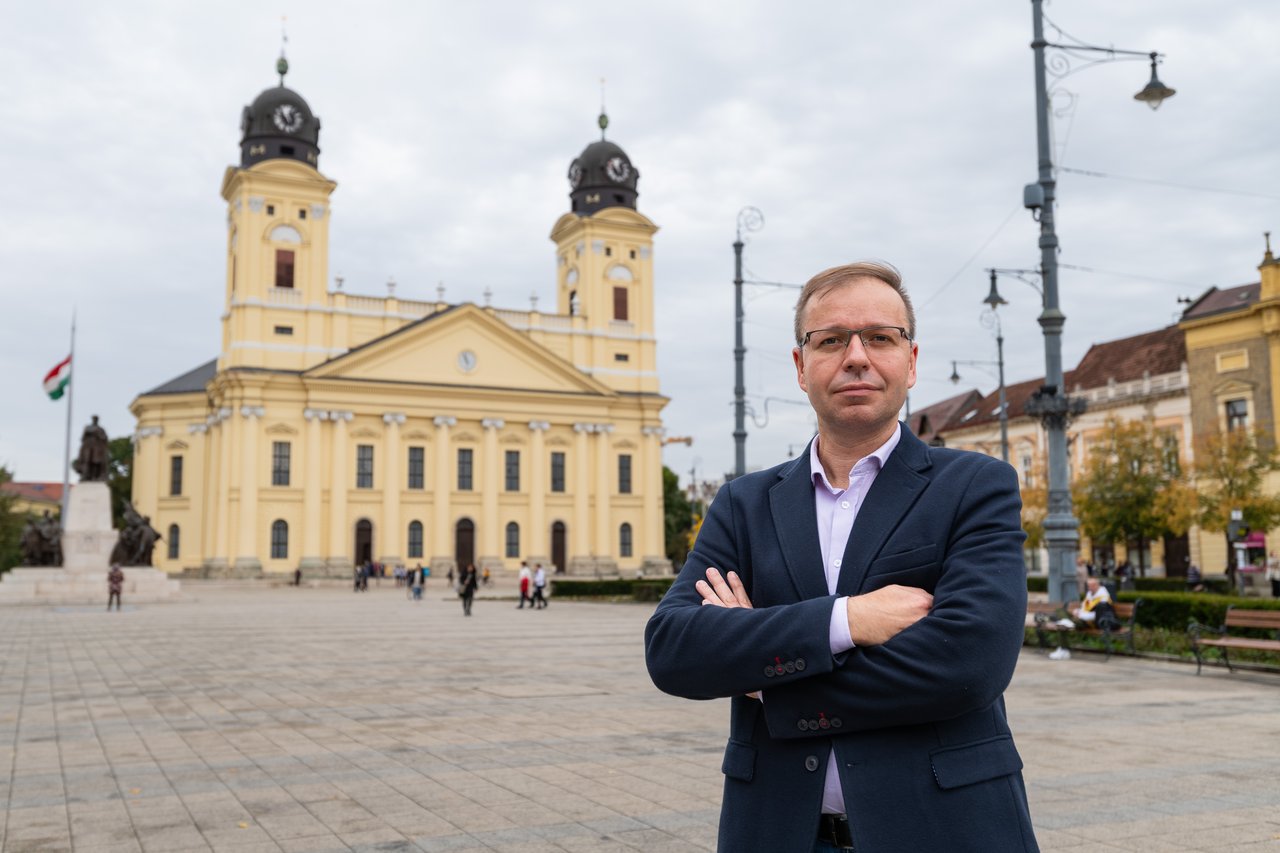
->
[239, 57, 321, 169]
[568, 113, 639, 215]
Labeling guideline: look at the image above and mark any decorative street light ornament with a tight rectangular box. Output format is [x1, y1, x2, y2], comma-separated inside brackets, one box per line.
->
[1134, 52, 1176, 109]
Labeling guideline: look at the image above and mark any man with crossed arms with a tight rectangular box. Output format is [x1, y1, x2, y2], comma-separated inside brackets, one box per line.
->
[646, 261, 1038, 851]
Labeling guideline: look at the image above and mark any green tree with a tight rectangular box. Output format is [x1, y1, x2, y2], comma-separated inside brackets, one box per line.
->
[1073, 418, 1195, 575]
[0, 466, 25, 573]
[663, 466, 694, 568]
[107, 436, 133, 527]
[1192, 427, 1280, 571]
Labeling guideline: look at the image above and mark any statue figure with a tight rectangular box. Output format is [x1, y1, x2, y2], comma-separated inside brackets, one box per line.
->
[20, 511, 62, 566]
[112, 501, 162, 566]
[72, 415, 110, 482]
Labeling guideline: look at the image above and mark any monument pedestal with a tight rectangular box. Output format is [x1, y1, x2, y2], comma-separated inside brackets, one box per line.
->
[0, 482, 181, 605]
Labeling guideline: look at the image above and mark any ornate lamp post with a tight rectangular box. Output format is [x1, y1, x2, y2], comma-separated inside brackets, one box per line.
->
[1025, 0, 1174, 602]
[950, 272, 1010, 462]
[732, 206, 764, 479]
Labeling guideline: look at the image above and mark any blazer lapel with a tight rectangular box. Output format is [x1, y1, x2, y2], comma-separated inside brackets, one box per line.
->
[768, 446, 828, 602]
[835, 427, 932, 596]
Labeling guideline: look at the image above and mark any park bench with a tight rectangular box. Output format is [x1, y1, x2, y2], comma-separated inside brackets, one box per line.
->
[1029, 599, 1142, 659]
[1188, 607, 1280, 675]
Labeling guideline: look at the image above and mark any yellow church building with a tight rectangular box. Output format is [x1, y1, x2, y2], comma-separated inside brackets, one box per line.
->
[129, 59, 670, 580]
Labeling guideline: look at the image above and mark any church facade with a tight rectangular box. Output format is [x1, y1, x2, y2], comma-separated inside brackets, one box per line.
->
[129, 60, 670, 579]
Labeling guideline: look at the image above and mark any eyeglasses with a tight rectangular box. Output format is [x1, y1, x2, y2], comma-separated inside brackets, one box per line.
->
[800, 326, 912, 356]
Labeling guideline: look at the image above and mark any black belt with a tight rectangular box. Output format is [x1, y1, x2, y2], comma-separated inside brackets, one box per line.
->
[817, 814, 854, 850]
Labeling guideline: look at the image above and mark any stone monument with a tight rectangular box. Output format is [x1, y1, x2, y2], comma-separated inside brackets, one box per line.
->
[0, 417, 181, 604]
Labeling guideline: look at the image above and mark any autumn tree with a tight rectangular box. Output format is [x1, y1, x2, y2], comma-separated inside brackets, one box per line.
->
[663, 466, 695, 568]
[1073, 418, 1195, 575]
[1192, 427, 1280, 571]
[0, 466, 23, 573]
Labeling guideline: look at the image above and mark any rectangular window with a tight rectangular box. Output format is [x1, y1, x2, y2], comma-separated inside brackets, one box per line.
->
[408, 447, 425, 490]
[272, 441, 291, 486]
[271, 521, 288, 559]
[505, 450, 520, 491]
[618, 454, 632, 494]
[170, 455, 183, 496]
[1225, 398, 1249, 431]
[614, 352, 630, 362]
[275, 249, 295, 288]
[273, 325, 293, 336]
[458, 448, 473, 491]
[356, 444, 374, 488]
[298, 208, 307, 220]
[613, 286, 628, 321]
[620, 523, 633, 558]
[407, 522, 423, 558]
[551, 452, 566, 493]
[167, 525, 180, 560]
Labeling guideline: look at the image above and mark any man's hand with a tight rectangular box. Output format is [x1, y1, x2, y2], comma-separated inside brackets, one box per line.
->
[696, 567, 753, 609]
[846, 584, 933, 646]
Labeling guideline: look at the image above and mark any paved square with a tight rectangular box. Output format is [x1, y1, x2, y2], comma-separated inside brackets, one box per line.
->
[1, 583, 1278, 851]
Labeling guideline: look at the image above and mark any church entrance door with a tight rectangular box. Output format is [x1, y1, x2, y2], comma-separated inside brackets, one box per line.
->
[455, 519, 475, 569]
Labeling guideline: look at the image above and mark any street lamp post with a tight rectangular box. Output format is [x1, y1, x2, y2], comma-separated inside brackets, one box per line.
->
[950, 273, 1009, 462]
[732, 206, 763, 480]
[1024, 0, 1174, 603]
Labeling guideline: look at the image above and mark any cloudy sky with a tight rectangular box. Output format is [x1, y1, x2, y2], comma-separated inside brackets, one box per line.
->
[3, 1, 1277, 488]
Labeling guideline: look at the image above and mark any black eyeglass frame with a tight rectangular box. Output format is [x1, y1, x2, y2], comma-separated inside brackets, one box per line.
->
[799, 325, 914, 350]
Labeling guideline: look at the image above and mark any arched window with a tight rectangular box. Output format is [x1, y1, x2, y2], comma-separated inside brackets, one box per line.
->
[167, 524, 180, 560]
[408, 521, 424, 558]
[620, 522, 633, 558]
[271, 520, 288, 559]
[505, 522, 520, 559]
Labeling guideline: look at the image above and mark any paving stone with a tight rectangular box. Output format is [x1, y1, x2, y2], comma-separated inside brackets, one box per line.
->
[3, 585, 1280, 851]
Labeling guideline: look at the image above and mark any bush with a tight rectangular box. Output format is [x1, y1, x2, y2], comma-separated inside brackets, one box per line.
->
[548, 577, 675, 602]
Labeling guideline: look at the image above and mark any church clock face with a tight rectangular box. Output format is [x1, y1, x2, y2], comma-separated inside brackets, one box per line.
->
[605, 156, 630, 182]
[272, 103, 304, 133]
[457, 350, 477, 373]
[568, 162, 584, 188]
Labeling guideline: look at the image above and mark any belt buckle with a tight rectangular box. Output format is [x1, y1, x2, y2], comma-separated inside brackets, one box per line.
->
[818, 814, 854, 850]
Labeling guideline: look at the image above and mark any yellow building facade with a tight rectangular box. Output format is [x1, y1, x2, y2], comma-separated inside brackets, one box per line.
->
[129, 64, 670, 579]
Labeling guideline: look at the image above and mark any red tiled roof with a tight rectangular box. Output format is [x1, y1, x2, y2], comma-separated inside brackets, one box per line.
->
[1, 481, 63, 503]
[1181, 283, 1259, 321]
[908, 389, 983, 443]
[1066, 325, 1185, 392]
[937, 325, 1186, 433]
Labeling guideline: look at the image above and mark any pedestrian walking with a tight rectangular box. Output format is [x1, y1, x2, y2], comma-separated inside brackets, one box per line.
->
[532, 563, 548, 609]
[458, 563, 478, 616]
[517, 561, 533, 609]
[107, 563, 124, 611]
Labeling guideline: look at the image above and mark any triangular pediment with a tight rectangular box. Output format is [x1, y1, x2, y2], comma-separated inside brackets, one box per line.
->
[304, 304, 615, 397]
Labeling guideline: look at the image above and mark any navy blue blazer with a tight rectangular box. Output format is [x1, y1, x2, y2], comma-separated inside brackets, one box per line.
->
[645, 426, 1039, 852]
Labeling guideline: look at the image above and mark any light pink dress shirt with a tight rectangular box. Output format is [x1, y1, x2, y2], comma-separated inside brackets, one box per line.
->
[809, 424, 902, 815]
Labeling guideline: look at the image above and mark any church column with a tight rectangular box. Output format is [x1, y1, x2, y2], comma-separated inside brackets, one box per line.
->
[200, 412, 221, 569]
[527, 421, 550, 564]
[209, 407, 233, 574]
[299, 408, 326, 574]
[327, 410, 353, 572]
[594, 423, 617, 574]
[431, 415, 457, 575]
[233, 405, 265, 576]
[571, 423, 593, 573]
[479, 418, 504, 570]
[380, 412, 405, 565]
[640, 425, 668, 573]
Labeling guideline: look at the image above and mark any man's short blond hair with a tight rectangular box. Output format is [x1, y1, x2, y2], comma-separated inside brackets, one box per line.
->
[793, 261, 916, 345]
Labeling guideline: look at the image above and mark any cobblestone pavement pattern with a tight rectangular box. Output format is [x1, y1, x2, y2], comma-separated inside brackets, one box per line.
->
[1, 584, 1278, 852]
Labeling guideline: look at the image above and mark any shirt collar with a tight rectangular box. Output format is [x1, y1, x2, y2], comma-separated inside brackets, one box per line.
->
[809, 422, 902, 493]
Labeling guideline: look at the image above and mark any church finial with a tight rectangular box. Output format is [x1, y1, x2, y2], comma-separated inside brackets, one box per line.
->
[598, 77, 608, 139]
[277, 16, 289, 85]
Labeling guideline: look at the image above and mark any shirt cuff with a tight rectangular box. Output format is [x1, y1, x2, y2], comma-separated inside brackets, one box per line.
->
[829, 596, 855, 654]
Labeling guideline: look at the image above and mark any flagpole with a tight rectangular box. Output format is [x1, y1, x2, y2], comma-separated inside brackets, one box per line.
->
[61, 312, 76, 522]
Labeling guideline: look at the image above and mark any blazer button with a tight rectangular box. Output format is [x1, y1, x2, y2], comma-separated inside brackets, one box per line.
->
[795, 658, 806, 671]
[798, 719, 809, 731]
[818, 718, 830, 730]
[807, 719, 819, 730]
[831, 718, 843, 728]
[804, 755, 819, 772]
[764, 665, 775, 677]
[784, 661, 796, 674]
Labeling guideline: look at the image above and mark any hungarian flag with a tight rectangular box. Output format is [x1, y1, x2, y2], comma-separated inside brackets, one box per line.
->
[43, 355, 71, 401]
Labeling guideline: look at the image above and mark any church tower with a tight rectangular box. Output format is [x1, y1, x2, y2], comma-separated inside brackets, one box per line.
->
[549, 112, 660, 395]
[219, 56, 337, 372]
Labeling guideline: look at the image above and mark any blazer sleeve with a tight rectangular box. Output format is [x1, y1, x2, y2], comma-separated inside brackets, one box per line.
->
[758, 457, 1028, 737]
[645, 479, 843, 701]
